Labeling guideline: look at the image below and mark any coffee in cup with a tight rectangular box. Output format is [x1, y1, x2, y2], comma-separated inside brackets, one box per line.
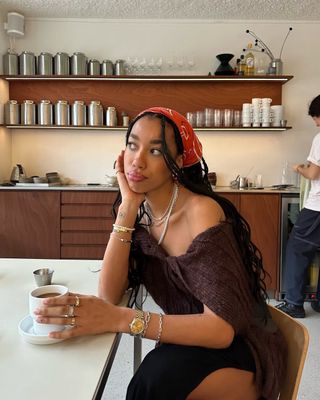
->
[29, 284, 68, 335]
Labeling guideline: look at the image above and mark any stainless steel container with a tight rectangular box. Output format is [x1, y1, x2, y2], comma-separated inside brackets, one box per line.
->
[71, 52, 87, 75]
[71, 100, 86, 126]
[88, 101, 103, 126]
[54, 52, 70, 75]
[38, 100, 53, 125]
[106, 106, 117, 127]
[21, 100, 36, 125]
[88, 59, 100, 76]
[55, 100, 70, 125]
[114, 59, 125, 75]
[4, 100, 20, 124]
[101, 60, 114, 75]
[37, 52, 53, 75]
[3, 52, 18, 75]
[19, 51, 36, 75]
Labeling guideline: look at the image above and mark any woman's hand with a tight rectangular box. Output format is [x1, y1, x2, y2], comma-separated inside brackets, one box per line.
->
[34, 292, 119, 339]
[115, 150, 145, 208]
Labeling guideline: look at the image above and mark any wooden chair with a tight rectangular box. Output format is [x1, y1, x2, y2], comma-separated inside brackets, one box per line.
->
[268, 305, 309, 400]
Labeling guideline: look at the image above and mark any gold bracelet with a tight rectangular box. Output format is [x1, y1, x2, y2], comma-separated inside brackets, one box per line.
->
[156, 313, 163, 344]
[112, 224, 135, 233]
[142, 311, 151, 338]
[110, 233, 132, 244]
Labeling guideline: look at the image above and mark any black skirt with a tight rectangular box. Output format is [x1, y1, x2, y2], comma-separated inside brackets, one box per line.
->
[126, 335, 256, 400]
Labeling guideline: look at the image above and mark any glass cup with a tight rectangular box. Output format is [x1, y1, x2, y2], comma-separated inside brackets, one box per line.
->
[213, 109, 223, 127]
[233, 110, 242, 127]
[186, 112, 196, 127]
[223, 109, 234, 127]
[196, 110, 205, 127]
[204, 108, 214, 127]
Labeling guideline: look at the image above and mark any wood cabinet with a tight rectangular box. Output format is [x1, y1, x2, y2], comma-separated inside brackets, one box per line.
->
[219, 192, 280, 293]
[2, 75, 293, 132]
[0, 190, 60, 258]
[60, 191, 117, 259]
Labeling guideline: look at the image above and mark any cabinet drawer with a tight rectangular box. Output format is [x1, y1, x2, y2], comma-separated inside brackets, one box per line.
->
[61, 204, 113, 217]
[61, 218, 113, 231]
[61, 245, 106, 260]
[61, 232, 109, 245]
[62, 191, 117, 204]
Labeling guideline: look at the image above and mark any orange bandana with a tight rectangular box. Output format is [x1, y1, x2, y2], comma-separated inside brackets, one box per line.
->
[138, 107, 203, 167]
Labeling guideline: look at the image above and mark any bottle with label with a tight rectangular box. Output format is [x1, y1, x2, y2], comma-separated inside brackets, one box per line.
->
[244, 44, 255, 75]
[238, 55, 246, 76]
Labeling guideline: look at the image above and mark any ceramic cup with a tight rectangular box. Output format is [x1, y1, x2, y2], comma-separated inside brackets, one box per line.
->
[29, 284, 68, 335]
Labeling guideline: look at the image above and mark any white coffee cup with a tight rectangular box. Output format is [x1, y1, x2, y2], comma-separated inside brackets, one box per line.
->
[29, 284, 68, 335]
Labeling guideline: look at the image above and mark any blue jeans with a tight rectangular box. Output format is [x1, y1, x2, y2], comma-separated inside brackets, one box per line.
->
[284, 208, 320, 306]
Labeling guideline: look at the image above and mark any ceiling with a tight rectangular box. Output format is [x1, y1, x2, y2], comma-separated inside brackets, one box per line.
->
[0, 0, 320, 21]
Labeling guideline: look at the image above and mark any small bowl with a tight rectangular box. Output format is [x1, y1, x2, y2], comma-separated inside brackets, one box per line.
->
[33, 268, 54, 287]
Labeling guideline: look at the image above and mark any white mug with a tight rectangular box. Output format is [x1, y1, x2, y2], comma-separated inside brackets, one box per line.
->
[29, 284, 68, 335]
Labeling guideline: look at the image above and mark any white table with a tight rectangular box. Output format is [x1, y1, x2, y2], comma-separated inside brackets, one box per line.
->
[0, 258, 129, 400]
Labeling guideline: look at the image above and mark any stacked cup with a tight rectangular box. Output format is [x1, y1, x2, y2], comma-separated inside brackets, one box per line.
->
[242, 103, 252, 127]
[261, 97, 272, 127]
[252, 98, 262, 127]
[271, 105, 284, 127]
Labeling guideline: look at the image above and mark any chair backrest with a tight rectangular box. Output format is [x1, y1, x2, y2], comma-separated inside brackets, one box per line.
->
[268, 305, 309, 400]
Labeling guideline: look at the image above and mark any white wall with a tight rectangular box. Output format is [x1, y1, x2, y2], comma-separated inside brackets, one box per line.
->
[1, 17, 320, 185]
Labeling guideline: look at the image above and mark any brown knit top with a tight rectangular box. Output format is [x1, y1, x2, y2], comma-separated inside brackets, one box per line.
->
[131, 222, 287, 400]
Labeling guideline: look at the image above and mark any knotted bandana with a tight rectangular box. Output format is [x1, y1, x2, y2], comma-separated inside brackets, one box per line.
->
[138, 107, 203, 167]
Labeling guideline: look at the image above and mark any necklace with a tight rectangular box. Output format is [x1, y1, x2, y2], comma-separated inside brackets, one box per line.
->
[157, 185, 179, 245]
[145, 183, 179, 227]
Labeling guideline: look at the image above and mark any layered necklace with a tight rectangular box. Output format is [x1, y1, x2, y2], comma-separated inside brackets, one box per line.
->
[145, 183, 179, 245]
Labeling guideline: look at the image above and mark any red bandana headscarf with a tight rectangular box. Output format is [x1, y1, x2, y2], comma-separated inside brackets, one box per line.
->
[137, 107, 203, 167]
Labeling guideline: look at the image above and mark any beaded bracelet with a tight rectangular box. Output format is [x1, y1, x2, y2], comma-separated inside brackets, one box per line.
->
[142, 311, 151, 338]
[110, 233, 132, 244]
[112, 224, 135, 234]
[156, 313, 163, 344]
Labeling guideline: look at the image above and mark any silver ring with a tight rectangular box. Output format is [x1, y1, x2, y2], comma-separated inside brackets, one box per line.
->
[68, 305, 75, 317]
[74, 296, 80, 307]
[115, 170, 120, 175]
[70, 317, 76, 326]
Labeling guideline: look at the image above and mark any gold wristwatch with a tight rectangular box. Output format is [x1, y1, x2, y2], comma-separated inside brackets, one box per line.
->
[129, 310, 145, 337]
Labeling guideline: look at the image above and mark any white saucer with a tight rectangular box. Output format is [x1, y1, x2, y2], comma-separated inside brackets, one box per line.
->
[18, 315, 65, 345]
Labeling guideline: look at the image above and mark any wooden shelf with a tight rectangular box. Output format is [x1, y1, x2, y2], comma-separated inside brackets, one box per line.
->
[3, 124, 292, 132]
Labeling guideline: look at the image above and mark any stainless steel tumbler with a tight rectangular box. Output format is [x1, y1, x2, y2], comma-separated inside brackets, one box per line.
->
[38, 100, 53, 125]
[37, 52, 53, 75]
[106, 106, 117, 127]
[21, 100, 36, 125]
[19, 51, 36, 75]
[54, 52, 70, 75]
[5, 100, 20, 124]
[88, 59, 100, 76]
[101, 60, 114, 75]
[3, 52, 18, 75]
[55, 100, 70, 125]
[114, 59, 125, 75]
[71, 52, 87, 75]
[88, 101, 103, 126]
[71, 100, 86, 126]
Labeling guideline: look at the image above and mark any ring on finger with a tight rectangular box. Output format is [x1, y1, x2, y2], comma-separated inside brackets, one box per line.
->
[68, 305, 75, 317]
[74, 296, 80, 307]
[70, 317, 76, 326]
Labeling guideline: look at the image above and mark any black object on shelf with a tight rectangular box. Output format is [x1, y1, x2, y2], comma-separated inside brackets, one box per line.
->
[215, 53, 235, 75]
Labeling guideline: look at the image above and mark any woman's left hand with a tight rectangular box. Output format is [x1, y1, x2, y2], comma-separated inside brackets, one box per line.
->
[34, 292, 118, 339]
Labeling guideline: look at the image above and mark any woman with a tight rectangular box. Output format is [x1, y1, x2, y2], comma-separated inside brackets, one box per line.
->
[35, 107, 286, 400]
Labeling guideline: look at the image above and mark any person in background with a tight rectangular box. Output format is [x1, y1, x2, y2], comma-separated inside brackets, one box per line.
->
[277, 95, 320, 318]
[35, 107, 286, 400]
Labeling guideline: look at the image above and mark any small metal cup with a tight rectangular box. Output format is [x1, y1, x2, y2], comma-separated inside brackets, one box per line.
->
[33, 268, 54, 286]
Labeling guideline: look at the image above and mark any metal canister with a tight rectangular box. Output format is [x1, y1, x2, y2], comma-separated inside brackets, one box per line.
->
[54, 52, 70, 75]
[55, 100, 70, 125]
[101, 60, 114, 75]
[4, 100, 20, 124]
[71, 100, 86, 126]
[71, 52, 87, 75]
[114, 59, 125, 75]
[19, 51, 36, 75]
[88, 101, 103, 126]
[88, 59, 100, 76]
[21, 100, 36, 125]
[37, 52, 53, 75]
[3, 52, 18, 75]
[106, 106, 117, 127]
[38, 100, 53, 125]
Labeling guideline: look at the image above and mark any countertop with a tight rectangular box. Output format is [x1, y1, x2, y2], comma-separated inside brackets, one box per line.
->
[0, 184, 300, 194]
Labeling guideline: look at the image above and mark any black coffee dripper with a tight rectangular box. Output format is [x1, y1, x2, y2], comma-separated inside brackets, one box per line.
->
[214, 53, 235, 75]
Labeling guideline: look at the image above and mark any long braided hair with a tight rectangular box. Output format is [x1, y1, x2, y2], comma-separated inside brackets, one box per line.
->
[113, 112, 269, 315]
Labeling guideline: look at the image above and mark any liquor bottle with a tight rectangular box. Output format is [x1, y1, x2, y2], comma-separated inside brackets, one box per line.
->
[244, 44, 255, 75]
[239, 55, 246, 76]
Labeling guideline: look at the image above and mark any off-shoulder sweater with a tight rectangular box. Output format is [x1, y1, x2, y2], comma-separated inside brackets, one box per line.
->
[131, 222, 287, 400]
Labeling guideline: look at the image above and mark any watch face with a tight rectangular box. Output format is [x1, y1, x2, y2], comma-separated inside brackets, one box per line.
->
[131, 319, 144, 335]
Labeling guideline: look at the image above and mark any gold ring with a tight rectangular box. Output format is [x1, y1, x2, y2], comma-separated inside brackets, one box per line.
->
[68, 305, 75, 317]
[70, 317, 76, 326]
[115, 170, 120, 175]
[74, 296, 80, 307]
